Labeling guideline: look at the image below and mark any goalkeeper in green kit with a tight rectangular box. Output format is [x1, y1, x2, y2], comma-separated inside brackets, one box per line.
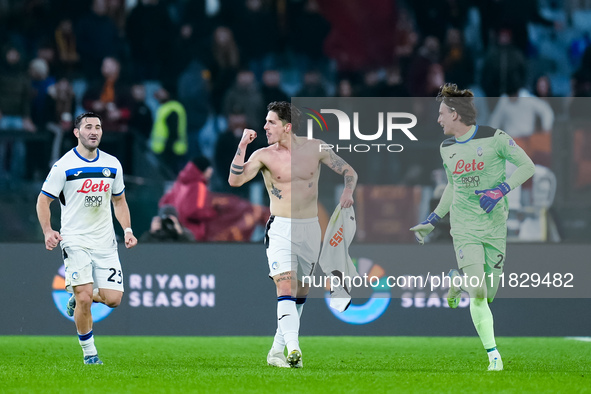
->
[410, 84, 535, 371]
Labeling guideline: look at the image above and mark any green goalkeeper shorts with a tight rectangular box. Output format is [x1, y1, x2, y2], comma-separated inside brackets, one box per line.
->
[450, 223, 507, 272]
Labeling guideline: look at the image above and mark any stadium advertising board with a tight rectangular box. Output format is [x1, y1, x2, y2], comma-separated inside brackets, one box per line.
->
[1, 244, 589, 336]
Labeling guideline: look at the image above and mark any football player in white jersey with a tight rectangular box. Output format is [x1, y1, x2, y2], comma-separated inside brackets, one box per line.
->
[36, 112, 137, 365]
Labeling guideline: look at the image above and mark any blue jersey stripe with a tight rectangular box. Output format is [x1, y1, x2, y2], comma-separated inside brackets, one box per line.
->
[65, 167, 117, 181]
[41, 190, 57, 199]
[112, 188, 125, 196]
[65, 167, 117, 177]
[455, 125, 479, 144]
[73, 148, 100, 162]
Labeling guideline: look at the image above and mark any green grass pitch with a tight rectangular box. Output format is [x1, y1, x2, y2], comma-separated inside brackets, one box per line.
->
[0, 336, 589, 393]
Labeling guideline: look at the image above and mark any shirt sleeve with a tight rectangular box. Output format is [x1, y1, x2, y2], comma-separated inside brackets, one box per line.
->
[495, 130, 536, 190]
[434, 163, 454, 218]
[41, 162, 66, 199]
[112, 160, 125, 196]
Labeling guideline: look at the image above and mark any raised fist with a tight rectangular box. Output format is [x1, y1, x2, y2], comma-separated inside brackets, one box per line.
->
[240, 129, 257, 145]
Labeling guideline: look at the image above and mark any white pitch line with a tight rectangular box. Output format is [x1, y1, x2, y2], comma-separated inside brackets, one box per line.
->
[565, 337, 591, 342]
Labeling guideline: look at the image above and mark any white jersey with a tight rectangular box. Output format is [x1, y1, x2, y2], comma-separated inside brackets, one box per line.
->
[41, 147, 125, 250]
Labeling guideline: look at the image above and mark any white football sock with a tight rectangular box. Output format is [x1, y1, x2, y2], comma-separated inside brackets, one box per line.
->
[78, 330, 97, 357]
[277, 297, 300, 353]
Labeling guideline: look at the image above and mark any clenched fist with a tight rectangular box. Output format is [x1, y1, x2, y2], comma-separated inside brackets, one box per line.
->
[240, 129, 257, 146]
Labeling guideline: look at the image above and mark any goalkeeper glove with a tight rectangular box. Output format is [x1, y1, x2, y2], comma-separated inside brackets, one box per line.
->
[475, 182, 511, 213]
[410, 212, 441, 245]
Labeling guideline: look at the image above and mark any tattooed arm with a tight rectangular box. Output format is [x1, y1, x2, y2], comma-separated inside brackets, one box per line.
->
[228, 129, 264, 187]
[320, 144, 358, 208]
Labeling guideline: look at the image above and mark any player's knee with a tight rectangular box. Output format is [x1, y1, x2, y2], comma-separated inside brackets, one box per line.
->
[76, 292, 93, 308]
[106, 298, 121, 308]
[104, 294, 122, 308]
[470, 287, 487, 300]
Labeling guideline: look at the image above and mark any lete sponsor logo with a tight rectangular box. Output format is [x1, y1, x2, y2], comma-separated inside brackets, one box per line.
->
[452, 159, 484, 175]
[77, 179, 111, 193]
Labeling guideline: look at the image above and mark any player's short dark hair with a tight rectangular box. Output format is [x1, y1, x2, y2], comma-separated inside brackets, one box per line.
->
[267, 101, 301, 133]
[75, 112, 102, 129]
[436, 83, 477, 125]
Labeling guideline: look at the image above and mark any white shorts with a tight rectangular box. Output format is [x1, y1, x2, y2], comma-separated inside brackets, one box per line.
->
[265, 216, 321, 280]
[62, 246, 124, 293]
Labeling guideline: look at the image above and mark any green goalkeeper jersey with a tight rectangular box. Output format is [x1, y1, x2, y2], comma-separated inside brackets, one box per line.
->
[434, 125, 535, 231]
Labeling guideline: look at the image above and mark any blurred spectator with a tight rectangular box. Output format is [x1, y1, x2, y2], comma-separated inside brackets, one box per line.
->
[409, 0, 470, 45]
[75, 0, 122, 79]
[105, 0, 126, 33]
[533, 75, 562, 118]
[177, 0, 226, 72]
[140, 204, 195, 242]
[261, 69, 289, 104]
[569, 32, 591, 69]
[126, 0, 174, 80]
[177, 59, 210, 159]
[28, 58, 56, 179]
[570, 45, 591, 118]
[222, 69, 264, 133]
[54, 18, 80, 77]
[150, 82, 188, 175]
[20, 0, 54, 57]
[45, 77, 76, 131]
[286, 0, 331, 72]
[296, 69, 328, 97]
[29, 58, 56, 129]
[441, 28, 474, 89]
[480, 29, 526, 100]
[213, 106, 250, 198]
[231, 0, 279, 79]
[319, 0, 397, 73]
[407, 36, 442, 97]
[207, 26, 240, 116]
[0, 46, 35, 132]
[158, 156, 216, 241]
[35, 38, 58, 77]
[159, 157, 270, 241]
[128, 82, 153, 139]
[336, 78, 355, 97]
[380, 67, 409, 97]
[489, 94, 555, 138]
[0, 45, 35, 184]
[82, 57, 132, 132]
[44, 77, 76, 164]
[477, 0, 557, 54]
[358, 69, 383, 97]
[159, 156, 216, 241]
[394, 7, 419, 73]
[181, 0, 223, 40]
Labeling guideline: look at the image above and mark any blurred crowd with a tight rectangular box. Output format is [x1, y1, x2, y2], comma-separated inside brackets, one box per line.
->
[1, 0, 591, 241]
